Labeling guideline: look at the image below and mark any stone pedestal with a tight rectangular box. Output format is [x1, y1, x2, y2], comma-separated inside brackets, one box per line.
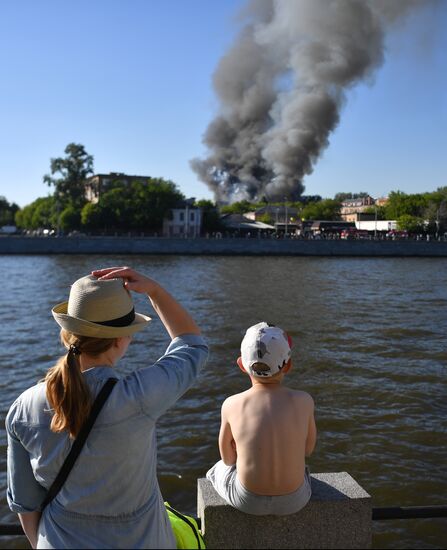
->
[197, 472, 371, 549]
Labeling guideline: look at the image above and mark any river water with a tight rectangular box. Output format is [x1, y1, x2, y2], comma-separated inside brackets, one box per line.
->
[0, 255, 446, 549]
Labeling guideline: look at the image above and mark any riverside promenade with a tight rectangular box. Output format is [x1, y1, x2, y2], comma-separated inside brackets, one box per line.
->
[1, 236, 447, 256]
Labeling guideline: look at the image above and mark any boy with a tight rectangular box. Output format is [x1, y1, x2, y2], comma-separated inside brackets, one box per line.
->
[206, 322, 317, 515]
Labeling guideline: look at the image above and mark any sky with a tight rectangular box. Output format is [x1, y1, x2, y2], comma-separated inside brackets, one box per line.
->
[0, 0, 445, 208]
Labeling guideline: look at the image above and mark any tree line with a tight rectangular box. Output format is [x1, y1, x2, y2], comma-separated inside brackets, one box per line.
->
[219, 189, 447, 234]
[4, 143, 219, 235]
[1, 142, 446, 235]
[364, 190, 447, 234]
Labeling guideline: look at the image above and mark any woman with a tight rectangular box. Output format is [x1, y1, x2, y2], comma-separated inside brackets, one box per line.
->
[6, 266, 208, 549]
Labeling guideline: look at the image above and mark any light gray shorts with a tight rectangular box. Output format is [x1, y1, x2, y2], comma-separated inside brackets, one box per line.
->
[206, 460, 312, 516]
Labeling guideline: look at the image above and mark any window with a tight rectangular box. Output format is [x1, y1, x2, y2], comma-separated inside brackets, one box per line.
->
[179, 212, 184, 222]
[190, 212, 195, 222]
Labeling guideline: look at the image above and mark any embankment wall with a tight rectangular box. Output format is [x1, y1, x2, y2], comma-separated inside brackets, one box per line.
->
[1, 236, 447, 256]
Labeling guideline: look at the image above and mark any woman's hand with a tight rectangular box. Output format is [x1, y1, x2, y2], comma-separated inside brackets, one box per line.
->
[18, 511, 40, 549]
[92, 267, 159, 296]
[92, 266, 200, 338]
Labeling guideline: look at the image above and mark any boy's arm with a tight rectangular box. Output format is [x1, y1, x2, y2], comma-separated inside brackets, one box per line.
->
[218, 400, 237, 466]
[305, 396, 317, 457]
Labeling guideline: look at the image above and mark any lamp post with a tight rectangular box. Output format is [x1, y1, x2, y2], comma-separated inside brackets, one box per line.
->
[284, 197, 288, 237]
[56, 190, 61, 237]
[374, 205, 377, 240]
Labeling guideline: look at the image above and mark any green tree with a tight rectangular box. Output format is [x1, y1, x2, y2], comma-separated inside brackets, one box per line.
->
[129, 179, 184, 231]
[98, 187, 131, 231]
[31, 197, 57, 229]
[81, 202, 104, 231]
[0, 196, 19, 226]
[397, 214, 425, 233]
[383, 191, 428, 220]
[297, 195, 322, 205]
[301, 199, 341, 221]
[220, 200, 253, 215]
[44, 143, 94, 208]
[81, 178, 184, 233]
[195, 200, 222, 233]
[424, 195, 447, 235]
[258, 213, 274, 225]
[363, 205, 386, 220]
[59, 205, 81, 232]
[15, 206, 29, 229]
[15, 196, 57, 230]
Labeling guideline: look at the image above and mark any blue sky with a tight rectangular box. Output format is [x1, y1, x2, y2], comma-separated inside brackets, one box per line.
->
[0, 0, 445, 208]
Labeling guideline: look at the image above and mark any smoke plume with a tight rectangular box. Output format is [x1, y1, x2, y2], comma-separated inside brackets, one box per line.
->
[191, 0, 434, 203]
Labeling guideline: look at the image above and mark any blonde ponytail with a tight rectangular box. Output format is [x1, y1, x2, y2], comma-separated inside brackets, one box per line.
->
[45, 330, 115, 438]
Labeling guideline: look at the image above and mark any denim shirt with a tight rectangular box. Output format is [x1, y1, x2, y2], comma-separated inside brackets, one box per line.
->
[6, 334, 208, 549]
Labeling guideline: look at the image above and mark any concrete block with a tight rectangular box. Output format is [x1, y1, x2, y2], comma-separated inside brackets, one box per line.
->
[197, 472, 371, 549]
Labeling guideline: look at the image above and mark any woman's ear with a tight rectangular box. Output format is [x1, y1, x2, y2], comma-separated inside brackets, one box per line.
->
[113, 337, 123, 348]
[114, 336, 131, 353]
[237, 356, 248, 374]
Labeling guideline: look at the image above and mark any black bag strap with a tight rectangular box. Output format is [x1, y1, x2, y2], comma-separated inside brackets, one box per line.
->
[40, 378, 118, 511]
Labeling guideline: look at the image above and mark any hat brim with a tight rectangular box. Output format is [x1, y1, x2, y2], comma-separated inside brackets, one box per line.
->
[52, 301, 151, 338]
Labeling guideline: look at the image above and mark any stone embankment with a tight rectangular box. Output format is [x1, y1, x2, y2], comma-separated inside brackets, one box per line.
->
[1, 236, 447, 256]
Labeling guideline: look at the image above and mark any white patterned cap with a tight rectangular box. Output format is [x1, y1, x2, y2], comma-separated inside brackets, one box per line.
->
[241, 322, 292, 378]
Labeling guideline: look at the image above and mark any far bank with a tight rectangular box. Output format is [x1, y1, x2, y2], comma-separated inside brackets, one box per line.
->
[1, 236, 447, 257]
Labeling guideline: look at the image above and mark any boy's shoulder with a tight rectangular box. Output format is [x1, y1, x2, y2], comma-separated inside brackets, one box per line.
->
[287, 388, 313, 398]
[286, 387, 315, 406]
[221, 389, 250, 408]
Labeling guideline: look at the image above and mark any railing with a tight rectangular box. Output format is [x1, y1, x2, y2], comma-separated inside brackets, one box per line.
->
[0, 524, 22, 536]
[372, 505, 447, 520]
[1, 505, 446, 537]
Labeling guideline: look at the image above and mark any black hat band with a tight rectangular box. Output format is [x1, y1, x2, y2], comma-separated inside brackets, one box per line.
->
[94, 308, 135, 328]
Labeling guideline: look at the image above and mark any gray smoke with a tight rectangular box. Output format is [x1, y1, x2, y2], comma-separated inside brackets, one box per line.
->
[191, 0, 434, 203]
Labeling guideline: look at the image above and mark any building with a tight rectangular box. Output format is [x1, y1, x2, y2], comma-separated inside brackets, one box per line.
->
[245, 205, 300, 224]
[84, 173, 155, 203]
[340, 196, 375, 222]
[220, 213, 275, 235]
[355, 220, 397, 232]
[163, 199, 202, 237]
[310, 220, 355, 235]
[375, 196, 389, 207]
[245, 205, 301, 234]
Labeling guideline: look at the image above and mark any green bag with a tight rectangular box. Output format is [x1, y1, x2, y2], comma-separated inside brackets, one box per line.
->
[165, 502, 206, 549]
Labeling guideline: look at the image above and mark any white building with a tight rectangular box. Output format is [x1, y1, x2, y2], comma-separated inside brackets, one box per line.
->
[355, 220, 397, 232]
[163, 199, 202, 237]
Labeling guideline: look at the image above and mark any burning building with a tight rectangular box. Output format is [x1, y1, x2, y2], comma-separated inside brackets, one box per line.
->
[191, 0, 435, 204]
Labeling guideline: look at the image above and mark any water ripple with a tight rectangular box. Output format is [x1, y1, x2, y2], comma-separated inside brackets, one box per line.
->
[0, 255, 446, 549]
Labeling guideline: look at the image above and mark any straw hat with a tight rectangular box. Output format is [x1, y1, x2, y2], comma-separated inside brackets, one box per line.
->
[52, 275, 151, 338]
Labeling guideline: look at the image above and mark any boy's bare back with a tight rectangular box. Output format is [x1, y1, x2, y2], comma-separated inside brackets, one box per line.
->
[220, 384, 316, 495]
